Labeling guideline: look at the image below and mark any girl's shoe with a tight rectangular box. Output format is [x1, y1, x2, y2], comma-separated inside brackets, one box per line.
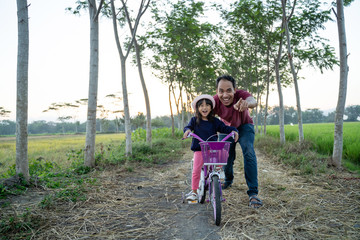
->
[186, 192, 198, 201]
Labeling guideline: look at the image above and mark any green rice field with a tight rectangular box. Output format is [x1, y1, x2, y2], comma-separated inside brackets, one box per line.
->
[0, 133, 125, 175]
[264, 122, 360, 164]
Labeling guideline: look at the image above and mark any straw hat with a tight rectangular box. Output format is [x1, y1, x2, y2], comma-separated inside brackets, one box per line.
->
[191, 94, 215, 110]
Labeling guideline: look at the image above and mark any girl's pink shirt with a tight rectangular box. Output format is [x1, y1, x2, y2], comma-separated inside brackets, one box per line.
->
[213, 89, 254, 128]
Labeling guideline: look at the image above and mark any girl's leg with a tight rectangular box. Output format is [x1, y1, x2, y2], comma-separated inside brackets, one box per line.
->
[192, 151, 204, 191]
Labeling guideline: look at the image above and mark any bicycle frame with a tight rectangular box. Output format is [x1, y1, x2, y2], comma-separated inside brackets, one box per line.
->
[184, 131, 233, 225]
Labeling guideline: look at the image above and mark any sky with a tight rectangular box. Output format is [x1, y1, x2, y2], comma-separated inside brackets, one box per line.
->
[0, 0, 359, 123]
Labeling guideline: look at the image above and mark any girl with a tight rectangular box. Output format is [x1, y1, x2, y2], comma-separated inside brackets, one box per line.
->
[183, 94, 239, 201]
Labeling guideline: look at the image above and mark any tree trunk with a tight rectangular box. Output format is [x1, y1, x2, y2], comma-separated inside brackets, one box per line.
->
[264, 39, 271, 135]
[281, 0, 304, 143]
[134, 39, 152, 146]
[110, 0, 150, 155]
[255, 70, 260, 134]
[16, 0, 29, 181]
[121, 58, 132, 155]
[332, 0, 348, 168]
[84, 0, 99, 167]
[171, 85, 181, 129]
[169, 85, 175, 137]
[275, 29, 286, 144]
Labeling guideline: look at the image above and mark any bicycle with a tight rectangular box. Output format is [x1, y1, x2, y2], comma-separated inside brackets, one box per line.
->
[183, 132, 234, 226]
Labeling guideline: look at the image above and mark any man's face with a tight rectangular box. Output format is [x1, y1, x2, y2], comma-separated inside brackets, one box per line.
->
[216, 79, 235, 106]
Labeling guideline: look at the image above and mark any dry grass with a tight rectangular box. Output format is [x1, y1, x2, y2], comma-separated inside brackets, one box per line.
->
[1, 148, 359, 239]
[220, 150, 360, 239]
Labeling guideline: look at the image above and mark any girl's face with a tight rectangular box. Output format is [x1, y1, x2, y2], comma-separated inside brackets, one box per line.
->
[198, 99, 212, 120]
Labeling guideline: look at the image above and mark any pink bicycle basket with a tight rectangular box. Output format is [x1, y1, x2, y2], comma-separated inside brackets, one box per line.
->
[199, 141, 230, 166]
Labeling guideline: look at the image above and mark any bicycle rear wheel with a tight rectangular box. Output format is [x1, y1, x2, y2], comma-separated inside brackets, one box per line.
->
[198, 169, 206, 203]
[211, 175, 221, 226]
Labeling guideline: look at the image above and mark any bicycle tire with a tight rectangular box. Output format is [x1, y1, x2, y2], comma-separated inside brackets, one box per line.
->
[211, 175, 221, 226]
[198, 169, 206, 204]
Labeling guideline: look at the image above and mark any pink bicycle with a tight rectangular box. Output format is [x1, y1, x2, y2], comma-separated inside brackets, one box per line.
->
[183, 132, 234, 226]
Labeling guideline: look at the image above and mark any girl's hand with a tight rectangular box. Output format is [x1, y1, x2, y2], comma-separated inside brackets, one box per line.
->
[183, 129, 191, 139]
[232, 131, 239, 142]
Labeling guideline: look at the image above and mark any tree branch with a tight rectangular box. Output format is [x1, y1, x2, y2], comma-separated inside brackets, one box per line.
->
[94, 0, 105, 20]
[331, 7, 338, 19]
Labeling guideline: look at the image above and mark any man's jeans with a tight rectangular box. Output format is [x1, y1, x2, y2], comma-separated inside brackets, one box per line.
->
[220, 124, 258, 197]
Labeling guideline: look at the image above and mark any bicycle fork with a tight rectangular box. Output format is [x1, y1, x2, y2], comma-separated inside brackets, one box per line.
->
[207, 171, 225, 202]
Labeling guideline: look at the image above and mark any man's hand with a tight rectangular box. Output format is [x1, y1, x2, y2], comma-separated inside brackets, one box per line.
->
[234, 98, 248, 112]
[233, 97, 257, 112]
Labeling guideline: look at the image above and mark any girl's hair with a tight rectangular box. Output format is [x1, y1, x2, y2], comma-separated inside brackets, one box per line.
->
[195, 98, 215, 125]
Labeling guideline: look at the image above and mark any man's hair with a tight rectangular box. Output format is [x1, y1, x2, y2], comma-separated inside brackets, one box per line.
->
[216, 75, 236, 89]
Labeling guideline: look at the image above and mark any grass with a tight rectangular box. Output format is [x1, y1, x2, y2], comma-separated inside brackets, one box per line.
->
[255, 135, 330, 176]
[262, 122, 360, 174]
[0, 128, 188, 238]
[0, 128, 186, 196]
[0, 133, 126, 175]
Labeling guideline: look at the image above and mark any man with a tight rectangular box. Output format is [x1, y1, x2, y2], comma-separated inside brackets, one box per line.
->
[213, 75, 262, 208]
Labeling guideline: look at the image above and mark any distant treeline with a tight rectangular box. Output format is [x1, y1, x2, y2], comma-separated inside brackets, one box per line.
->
[261, 105, 360, 125]
[0, 105, 359, 136]
[0, 115, 175, 135]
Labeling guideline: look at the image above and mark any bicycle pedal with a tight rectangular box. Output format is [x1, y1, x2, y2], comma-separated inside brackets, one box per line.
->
[187, 200, 198, 204]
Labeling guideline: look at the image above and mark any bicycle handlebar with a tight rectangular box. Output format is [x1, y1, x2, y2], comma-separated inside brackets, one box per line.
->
[182, 131, 234, 142]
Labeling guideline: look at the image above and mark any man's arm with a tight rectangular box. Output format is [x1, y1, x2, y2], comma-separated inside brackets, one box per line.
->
[233, 96, 257, 112]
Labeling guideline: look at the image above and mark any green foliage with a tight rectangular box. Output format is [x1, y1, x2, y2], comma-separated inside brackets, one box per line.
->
[256, 135, 328, 175]
[0, 208, 45, 238]
[93, 128, 188, 165]
[345, 105, 360, 121]
[132, 127, 183, 142]
[102, 137, 187, 165]
[145, 0, 219, 96]
[264, 122, 360, 168]
[39, 185, 86, 210]
[0, 106, 11, 119]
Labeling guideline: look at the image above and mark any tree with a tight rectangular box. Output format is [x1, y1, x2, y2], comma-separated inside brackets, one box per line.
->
[220, 0, 291, 141]
[73, 98, 88, 133]
[332, 0, 349, 168]
[267, 106, 297, 125]
[302, 108, 324, 123]
[0, 120, 16, 135]
[128, 19, 152, 146]
[281, 0, 304, 142]
[151, 117, 166, 128]
[43, 102, 79, 134]
[344, 105, 360, 121]
[84, 0, 103, 167]
[67, 0, 104, 167]
[132, 112, 146, 129]
[97, 104, 111, 132]
[16, 0, 30, 181]
[105, 93, 124, 132]
[325, 111, 336, 123]
[281, 0, 338, 143]
[110, 0, 150, 156]
[0, 107, 11, 119]
[145, 0, 218, 134]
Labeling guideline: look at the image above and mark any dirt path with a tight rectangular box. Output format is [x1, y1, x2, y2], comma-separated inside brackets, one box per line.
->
[2, 149, 359, 239]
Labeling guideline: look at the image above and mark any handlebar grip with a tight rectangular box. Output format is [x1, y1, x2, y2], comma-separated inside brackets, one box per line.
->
[220, 132, 234, 142]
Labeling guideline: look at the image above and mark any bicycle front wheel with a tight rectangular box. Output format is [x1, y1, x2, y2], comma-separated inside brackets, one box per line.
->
[211, 175, 221, 226]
